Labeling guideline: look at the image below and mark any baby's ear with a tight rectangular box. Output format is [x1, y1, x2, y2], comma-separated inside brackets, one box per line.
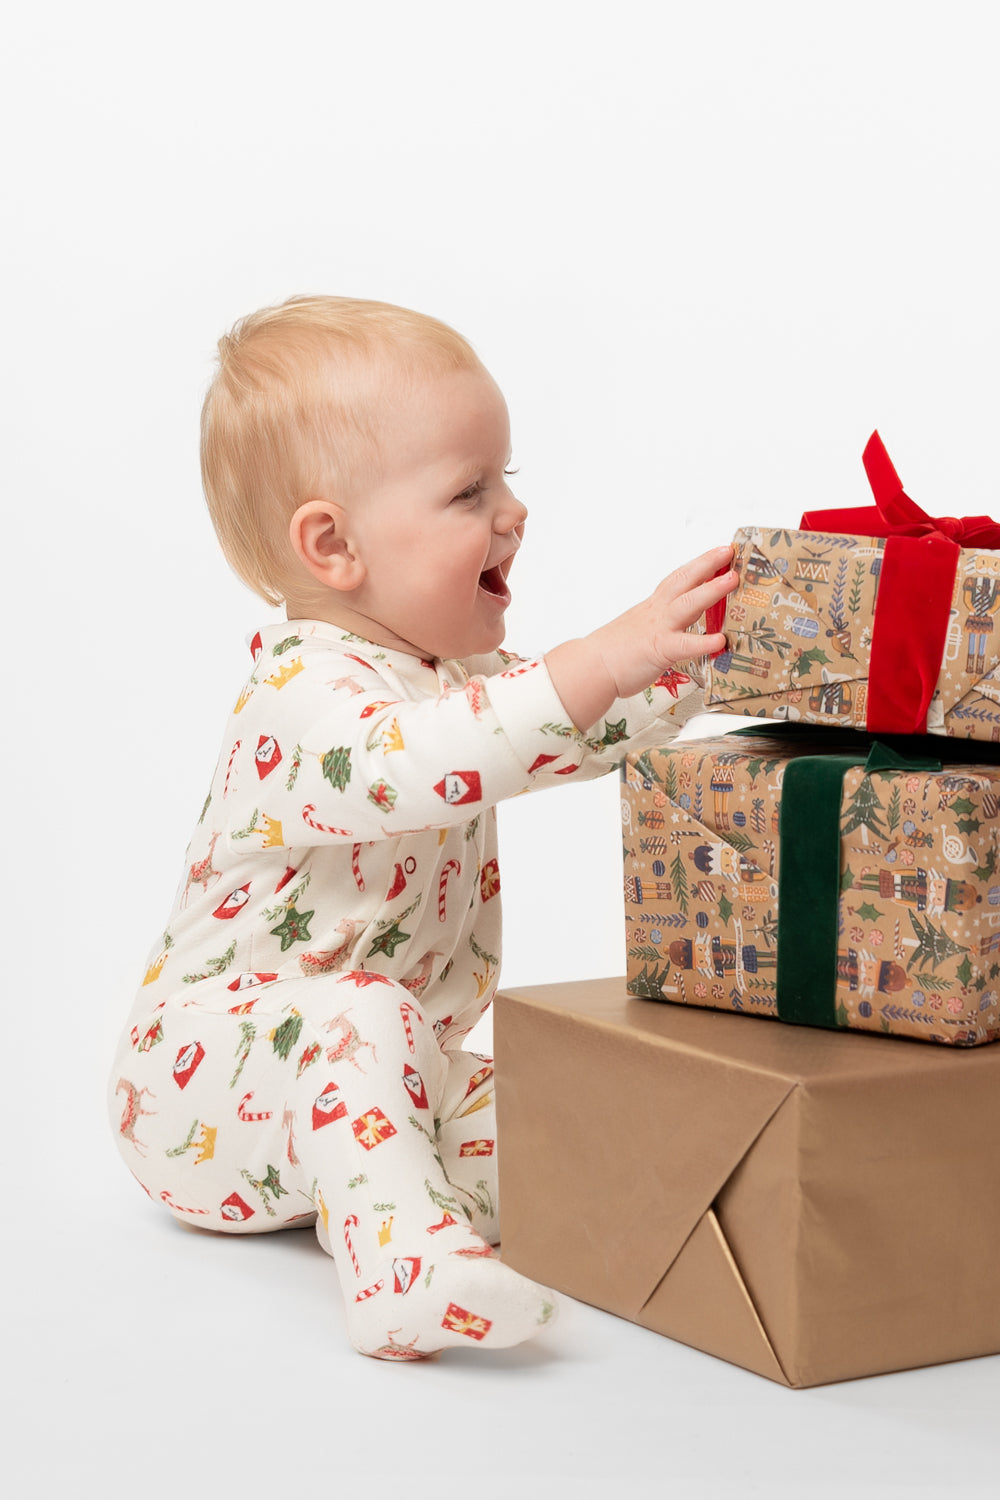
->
[289, 500, 365, 592]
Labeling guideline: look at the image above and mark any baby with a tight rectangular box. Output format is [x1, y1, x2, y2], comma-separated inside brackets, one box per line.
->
[108, 296, 736, 1361]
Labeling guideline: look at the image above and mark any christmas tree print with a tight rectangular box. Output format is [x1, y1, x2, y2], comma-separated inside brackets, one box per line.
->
[322, 746, 352, 792]
[840, 775, 888, 838]
[908, 910, 966, 972]
[271, 1012, 304, 1060]
[627, 961, 673, 997]
[630, 751, 660, 785]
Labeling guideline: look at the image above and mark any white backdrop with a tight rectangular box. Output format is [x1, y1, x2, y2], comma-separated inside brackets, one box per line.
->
[5, 2, 1000, 1493]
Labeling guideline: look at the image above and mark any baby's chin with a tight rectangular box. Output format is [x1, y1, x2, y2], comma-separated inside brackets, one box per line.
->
[438, 626, 507, 661]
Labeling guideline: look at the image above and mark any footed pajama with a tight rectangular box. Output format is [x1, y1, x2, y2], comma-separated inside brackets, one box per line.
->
[109, 622, 694, 1357]
[112, 971, 551, 1356]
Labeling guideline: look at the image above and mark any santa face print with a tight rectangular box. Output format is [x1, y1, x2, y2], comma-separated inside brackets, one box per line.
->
[345, 366, 528, 661]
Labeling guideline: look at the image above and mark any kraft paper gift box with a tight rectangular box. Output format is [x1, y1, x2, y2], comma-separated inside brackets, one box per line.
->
[621, 730, 1000, 1046]
[494, 976, 1000, 1387]
[702, 432, 1000, 741]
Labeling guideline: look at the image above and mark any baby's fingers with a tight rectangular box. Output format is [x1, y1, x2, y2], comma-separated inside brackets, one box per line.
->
[665, 544, 736, 596]
[659, 550, 738, 630]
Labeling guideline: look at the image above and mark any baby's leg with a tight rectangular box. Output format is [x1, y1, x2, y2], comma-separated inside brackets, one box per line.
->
[436, 1048, 500, 1245]
[109, 977, 320, 1232]
[292, 973, 556, 1358]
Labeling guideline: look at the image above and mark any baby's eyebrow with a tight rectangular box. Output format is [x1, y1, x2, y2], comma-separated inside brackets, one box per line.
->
[449, 464, 483, 490]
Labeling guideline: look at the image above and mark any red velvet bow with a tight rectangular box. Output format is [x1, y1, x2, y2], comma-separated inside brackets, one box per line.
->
[801, 432, 1000, 734]
[709, 432, 1000, 735]
[801, 432, 1000, 549]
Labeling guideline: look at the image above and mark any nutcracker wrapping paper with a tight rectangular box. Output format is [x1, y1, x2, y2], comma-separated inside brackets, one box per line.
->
[621, 730, 1000, 1045]
[494, 976, 1000, 1387]
[703, 432, 1000, 740]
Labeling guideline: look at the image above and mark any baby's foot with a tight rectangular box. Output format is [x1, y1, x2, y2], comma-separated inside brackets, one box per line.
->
[343, 1224, 557, 1359]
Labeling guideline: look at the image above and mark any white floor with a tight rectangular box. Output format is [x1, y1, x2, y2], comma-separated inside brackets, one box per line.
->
[9, 1088, 998, 1500]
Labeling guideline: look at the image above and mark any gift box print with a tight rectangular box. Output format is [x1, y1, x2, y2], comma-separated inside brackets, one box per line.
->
[622, 733, 1000, 1045]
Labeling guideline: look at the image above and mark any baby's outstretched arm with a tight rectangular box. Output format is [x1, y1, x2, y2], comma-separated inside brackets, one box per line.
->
[544, 544, 737, 733]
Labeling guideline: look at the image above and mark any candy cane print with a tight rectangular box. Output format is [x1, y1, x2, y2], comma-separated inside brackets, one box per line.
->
[223, 740, 242, 798]
[344, 1214, 362, 1277]
[351, 843, 365, 891]
[160, 1189, 210, 1217]
[399, 1000, 423, 1054]
[237, 1092, 274, 1122]
[301, 804, 353, 837]
[355, 1279, 385, 1303]
[438, 859, 461, 922]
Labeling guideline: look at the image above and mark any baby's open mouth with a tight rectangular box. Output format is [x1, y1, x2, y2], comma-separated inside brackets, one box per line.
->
[478, 565, 511, 603]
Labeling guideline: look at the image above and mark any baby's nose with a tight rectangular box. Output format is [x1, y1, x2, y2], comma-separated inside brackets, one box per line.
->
[503, 495, 529, 535]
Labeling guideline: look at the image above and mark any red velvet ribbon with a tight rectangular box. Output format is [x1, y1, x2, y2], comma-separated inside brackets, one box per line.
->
[706, 433, 1000, 733]
[801, 432, 1000, 733]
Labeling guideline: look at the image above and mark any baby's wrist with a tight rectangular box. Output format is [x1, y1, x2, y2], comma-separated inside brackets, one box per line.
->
[545, 637, 618, 733]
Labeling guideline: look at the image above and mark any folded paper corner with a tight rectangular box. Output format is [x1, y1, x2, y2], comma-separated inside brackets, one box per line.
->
[638, 1206, 793, 1387]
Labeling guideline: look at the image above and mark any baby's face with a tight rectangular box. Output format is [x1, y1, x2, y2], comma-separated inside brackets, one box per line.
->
[346, 364, 528, 659]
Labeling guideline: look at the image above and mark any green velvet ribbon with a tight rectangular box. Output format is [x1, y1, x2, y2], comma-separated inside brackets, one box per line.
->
[774, 739, 942, 1029]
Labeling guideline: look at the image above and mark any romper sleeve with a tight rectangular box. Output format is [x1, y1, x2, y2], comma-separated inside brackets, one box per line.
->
[468, 652, 704, 790]
[224, 645, 704, 847]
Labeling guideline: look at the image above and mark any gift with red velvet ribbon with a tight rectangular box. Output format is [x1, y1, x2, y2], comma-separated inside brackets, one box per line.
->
[706, 433, 1000, 734]
[801, 432, 1000, 733]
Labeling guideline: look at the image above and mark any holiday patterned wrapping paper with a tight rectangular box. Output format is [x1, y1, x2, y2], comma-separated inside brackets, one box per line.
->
[702, 525, 1000, 740]
[621, 733, 1000, 1045]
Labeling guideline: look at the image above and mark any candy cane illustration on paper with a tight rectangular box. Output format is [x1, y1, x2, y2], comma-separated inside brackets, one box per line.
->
[344, 1214, 362, 1277]
[439, 859, 461, 922]
[223, 739, 242, 798]
[301, 804, 353, 837]
[351, 842, 365, 891]
[355, 1279, 385, 1303]
[399, 1000, 423, 1054]
[160, 1189, 210, 1218]
[238, 1092, 274, 1122]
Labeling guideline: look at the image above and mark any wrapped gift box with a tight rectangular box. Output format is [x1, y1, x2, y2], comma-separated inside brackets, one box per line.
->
[703, 433, 1000, 740]
[621, 731, 1000, 1045]
[495, 976, 1000, 1387]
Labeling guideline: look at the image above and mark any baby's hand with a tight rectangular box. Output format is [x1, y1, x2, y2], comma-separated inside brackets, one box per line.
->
[545, 545, 737, 732]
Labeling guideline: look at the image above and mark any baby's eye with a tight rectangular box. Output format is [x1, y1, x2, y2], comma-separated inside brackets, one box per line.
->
[453, 482, 483, 504]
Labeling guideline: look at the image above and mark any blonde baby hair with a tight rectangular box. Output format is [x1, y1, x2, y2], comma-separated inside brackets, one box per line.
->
[200, 295, 482, 605]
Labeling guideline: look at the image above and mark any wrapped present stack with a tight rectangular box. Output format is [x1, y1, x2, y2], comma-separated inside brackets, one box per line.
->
[495, 432, 1000, 1388]
[622, 432, 1000, 1046]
